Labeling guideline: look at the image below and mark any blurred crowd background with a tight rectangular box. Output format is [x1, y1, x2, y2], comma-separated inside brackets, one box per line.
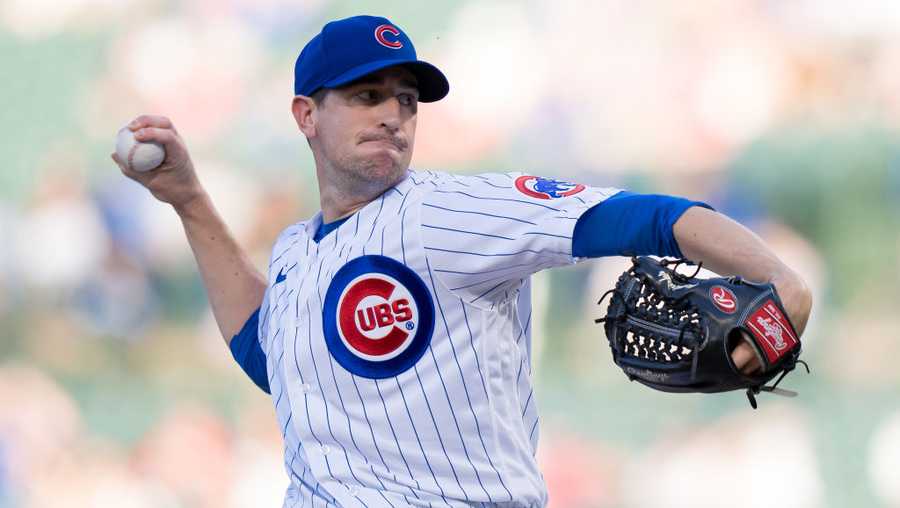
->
[2, 0, 899, 507]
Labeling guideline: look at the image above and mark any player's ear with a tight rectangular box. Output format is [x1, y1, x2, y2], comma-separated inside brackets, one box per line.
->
[292, 95, 317, 138]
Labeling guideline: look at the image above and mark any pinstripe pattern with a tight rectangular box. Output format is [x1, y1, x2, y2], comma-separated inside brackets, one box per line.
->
[258, 171, 619, 507]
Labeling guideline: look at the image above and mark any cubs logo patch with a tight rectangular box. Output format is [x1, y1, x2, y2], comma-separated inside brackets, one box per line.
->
[374, 24, 403, 49]
[514, 175, 586, 200]
[323, 255, 434, 378]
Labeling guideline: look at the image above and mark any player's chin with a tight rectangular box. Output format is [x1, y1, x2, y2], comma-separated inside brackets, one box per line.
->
[357, 150, 407, 180]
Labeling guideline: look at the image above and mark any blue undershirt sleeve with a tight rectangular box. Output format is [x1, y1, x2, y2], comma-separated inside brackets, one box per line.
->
[229, 306, 270, 394]
[572, 191, 714, 259]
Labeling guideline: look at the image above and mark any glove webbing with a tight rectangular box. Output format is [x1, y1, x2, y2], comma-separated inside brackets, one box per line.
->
[597, 260, 706, 377]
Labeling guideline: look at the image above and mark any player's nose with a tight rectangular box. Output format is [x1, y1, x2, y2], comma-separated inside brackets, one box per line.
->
[375, 97, 404, 131]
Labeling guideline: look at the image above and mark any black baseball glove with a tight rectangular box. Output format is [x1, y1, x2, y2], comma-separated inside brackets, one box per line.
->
[597, 256, 808, 408]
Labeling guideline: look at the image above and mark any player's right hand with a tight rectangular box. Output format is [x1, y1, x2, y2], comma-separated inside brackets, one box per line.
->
[111, 115, 206, 210]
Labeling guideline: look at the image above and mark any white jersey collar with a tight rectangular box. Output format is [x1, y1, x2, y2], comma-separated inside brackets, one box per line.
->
[302, 170, 423, 238]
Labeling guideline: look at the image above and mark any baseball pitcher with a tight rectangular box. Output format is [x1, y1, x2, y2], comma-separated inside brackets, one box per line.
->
[112, 15, 813, 508]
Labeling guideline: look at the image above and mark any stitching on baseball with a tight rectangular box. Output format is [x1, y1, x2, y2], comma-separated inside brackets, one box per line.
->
[127, 142, 139, 172]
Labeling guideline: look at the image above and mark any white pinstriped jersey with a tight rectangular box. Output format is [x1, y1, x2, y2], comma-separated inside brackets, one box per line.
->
[259, 170, 620, 507]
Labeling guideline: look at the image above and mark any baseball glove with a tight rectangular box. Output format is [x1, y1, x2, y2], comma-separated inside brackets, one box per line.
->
[596, 256, 808, 408]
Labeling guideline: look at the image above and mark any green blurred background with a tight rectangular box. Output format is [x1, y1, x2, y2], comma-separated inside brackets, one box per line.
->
[1, 1, 899, 507]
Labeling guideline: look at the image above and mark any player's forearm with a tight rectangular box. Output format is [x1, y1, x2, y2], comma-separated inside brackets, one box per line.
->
[673, 206, 812, 333]
[174, 192, 267, 342]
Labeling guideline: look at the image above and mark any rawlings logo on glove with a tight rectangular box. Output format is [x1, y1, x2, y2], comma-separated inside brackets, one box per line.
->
[596, 257, 809, 409]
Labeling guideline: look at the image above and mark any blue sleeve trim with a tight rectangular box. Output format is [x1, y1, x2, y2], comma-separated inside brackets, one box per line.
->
[229, 307, 270, 394]
[572, 191, 714, 259]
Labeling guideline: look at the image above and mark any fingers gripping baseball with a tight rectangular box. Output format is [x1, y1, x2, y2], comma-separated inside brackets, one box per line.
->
[111, 115, 205, 208]
[131, 114, 177, 132]
[135, 127, 177, 146]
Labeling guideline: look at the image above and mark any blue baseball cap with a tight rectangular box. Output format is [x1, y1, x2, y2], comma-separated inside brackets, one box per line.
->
[294, 15, 449, 103]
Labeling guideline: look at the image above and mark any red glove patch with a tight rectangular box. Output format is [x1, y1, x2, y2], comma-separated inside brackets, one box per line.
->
[744, 299, 799, 364]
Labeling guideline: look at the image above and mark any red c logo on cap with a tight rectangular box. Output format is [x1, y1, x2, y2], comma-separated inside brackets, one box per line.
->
[375, 24, 403, 49]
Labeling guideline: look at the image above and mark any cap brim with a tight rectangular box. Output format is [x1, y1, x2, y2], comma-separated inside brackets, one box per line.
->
[322, 59, 449, 103]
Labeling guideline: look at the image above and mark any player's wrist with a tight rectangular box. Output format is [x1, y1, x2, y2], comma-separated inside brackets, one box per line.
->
[172, 190, 213, 220]
[769, 269, 813, 335]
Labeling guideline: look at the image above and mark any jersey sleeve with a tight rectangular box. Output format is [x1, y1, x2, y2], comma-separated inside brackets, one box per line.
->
[230, 307, 271, 394]
[571, 192, 713, 258]
[419, 172, 621, 306]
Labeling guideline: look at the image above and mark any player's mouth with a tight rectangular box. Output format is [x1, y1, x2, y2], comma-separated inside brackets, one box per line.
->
[359, 135, 407, 152]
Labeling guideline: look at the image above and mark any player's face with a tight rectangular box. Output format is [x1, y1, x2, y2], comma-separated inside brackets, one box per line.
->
[314, 67, 419, 187]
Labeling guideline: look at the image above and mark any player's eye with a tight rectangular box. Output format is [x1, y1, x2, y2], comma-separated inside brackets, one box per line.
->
[356, 90, 379, 103]
[398, 93, 416, 106]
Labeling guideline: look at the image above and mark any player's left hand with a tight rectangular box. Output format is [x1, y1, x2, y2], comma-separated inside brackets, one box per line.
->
[731, 270, 811, 375]
[600, 257, 809, 408]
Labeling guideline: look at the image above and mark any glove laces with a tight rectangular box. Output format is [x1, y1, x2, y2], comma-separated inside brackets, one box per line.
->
[745, 360, 810, 409]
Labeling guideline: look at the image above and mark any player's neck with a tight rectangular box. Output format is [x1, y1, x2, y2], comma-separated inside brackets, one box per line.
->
[315, 165, 408, 223]
[320, 196, 366, 223]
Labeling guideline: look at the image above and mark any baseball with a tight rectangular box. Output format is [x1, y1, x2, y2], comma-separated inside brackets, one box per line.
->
[115, 126, 166, 172]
